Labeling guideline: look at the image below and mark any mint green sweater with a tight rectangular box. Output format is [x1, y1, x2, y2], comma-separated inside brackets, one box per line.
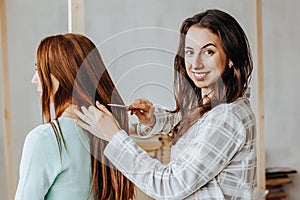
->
[15, 118, 93, 200]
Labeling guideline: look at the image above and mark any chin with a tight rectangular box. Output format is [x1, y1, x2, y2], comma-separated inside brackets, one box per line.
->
[195, 84, 208, 89]
[191, 80, 209, 89]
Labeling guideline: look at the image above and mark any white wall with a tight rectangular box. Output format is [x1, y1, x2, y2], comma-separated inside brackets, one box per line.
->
[0, 0, 67, 199]
[1, 0, 299, 199]
[263, 0, 300, 199]
[84, 0, 257, 127]
[84, 0, 256, 106]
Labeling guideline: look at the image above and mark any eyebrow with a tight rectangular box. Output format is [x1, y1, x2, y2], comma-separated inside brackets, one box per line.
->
[185, 43, 216, 50]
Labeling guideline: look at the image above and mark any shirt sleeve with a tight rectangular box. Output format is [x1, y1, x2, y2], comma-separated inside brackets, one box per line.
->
[14, 126, 62, 200]
[136, 105, 181, 137]
[104, 107, 246, 199]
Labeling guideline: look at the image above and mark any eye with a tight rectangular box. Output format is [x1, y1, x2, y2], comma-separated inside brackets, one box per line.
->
[203, 49, 214, 56]
[185, 49, 194, 56]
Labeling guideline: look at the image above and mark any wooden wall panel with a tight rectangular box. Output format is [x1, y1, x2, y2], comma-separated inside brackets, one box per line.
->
[0, 0, 14, 199]
[68, 0, 84, 33]
[255, 0, 266, 195]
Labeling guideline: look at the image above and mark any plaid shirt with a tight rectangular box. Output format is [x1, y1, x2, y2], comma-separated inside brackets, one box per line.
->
[104, 97, 257, 200]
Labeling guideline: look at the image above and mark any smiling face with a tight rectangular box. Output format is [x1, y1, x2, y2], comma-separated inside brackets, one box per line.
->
[184, 26, 228, 94]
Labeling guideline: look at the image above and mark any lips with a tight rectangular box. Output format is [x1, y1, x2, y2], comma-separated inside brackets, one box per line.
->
[192, 71, 210, 81]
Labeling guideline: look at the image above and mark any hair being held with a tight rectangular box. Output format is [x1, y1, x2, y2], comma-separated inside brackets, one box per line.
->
[36, 33, 134, 199]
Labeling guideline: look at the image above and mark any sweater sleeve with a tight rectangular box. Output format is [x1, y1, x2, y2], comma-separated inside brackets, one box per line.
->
[15, 125, 62, 200]
[104, 107, 246, 199]
[136, 105, 181, 137]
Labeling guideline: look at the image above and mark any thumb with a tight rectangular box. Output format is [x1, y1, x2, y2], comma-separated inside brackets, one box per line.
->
[96, 101, 113, 116]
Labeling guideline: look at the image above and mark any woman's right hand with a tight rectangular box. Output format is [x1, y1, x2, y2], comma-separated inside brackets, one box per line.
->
[129, 98, 155, 127]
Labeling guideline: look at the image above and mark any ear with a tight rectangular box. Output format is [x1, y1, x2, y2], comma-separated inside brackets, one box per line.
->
[228, 60, 233, 68]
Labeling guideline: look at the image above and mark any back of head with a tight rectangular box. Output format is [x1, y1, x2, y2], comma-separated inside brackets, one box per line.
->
[36, 33, 134, 199]
[36, 33, 100, 121]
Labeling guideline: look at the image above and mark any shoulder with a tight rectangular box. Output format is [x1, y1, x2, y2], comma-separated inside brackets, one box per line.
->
[26, 118, 76, 141]
[25, 123, 56, 143]
[228, 97, 256, 126]
[208, 97, 255, 122]
[200, 98, 255, 137]
[23, 123, 59, 157]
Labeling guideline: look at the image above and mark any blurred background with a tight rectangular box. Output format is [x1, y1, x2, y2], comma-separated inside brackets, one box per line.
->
[0, 0, 299, 199]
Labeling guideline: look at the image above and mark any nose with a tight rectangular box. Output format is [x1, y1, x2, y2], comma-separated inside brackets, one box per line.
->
[192, 54, 204, 69]
[31, 71, 38, 85]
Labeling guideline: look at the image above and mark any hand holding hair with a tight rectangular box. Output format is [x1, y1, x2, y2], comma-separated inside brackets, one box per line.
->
[74, 101, 121, 141]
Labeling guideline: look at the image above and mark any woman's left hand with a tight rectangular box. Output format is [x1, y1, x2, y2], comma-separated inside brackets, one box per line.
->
[74, 101, 121, 141]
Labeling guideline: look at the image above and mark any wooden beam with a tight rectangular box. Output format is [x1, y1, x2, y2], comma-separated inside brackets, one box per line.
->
[255, 0, 266, 196]
[68, 0, 85, 33]
[0, 0, 15, 199]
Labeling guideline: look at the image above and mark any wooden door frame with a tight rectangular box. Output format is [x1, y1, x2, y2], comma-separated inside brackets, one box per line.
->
[255, 0, 266, 195]
[0, 0, 14, 199]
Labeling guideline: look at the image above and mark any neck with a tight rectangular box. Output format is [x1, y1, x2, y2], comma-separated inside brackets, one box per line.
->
[201, 88, 214, 104]
[61, 104, 79, 119]
[201, 88, 214, 98]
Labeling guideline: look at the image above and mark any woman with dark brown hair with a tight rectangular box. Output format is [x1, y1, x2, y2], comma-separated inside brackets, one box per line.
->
[15, 33, 134, 200]
[75, 9, 257, 199]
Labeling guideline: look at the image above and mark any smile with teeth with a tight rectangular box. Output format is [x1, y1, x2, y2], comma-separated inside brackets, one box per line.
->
[192, 71, 210, 79]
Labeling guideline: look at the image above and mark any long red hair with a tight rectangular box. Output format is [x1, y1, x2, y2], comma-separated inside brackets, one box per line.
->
[36, 33, 135, 199]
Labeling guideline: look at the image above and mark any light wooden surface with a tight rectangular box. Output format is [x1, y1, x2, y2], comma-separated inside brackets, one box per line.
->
[135, 187, 154, 200]
[255, 0, 266, 194]
[133, 134, 170, 164]
[133, 134, 171, 200]
[68, 0, 84, 33]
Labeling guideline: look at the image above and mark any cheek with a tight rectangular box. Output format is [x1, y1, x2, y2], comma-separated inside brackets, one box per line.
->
[184, 57, 191, 66]
[216, 62, 227, 76]
[37, 78, 42, 90]
[184, 59, 193, 72]
[205, 57, 217, 67]
[207, 57, 226, 73]
[214, 53, 227, 73]
[184, 62, 192, 76]
[32, 75, 42, 90]
[184, 61, 189, 70]
[31, 72, 38, 84]
[185, 70, 195, 83]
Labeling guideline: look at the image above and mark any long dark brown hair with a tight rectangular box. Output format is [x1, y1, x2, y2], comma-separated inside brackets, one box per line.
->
[171, 9, 253, 144]
[36, 33, 135, 199]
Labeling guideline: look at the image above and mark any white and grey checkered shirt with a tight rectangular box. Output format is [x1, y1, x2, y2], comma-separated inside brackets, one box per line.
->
[104, 97, 257, 200]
